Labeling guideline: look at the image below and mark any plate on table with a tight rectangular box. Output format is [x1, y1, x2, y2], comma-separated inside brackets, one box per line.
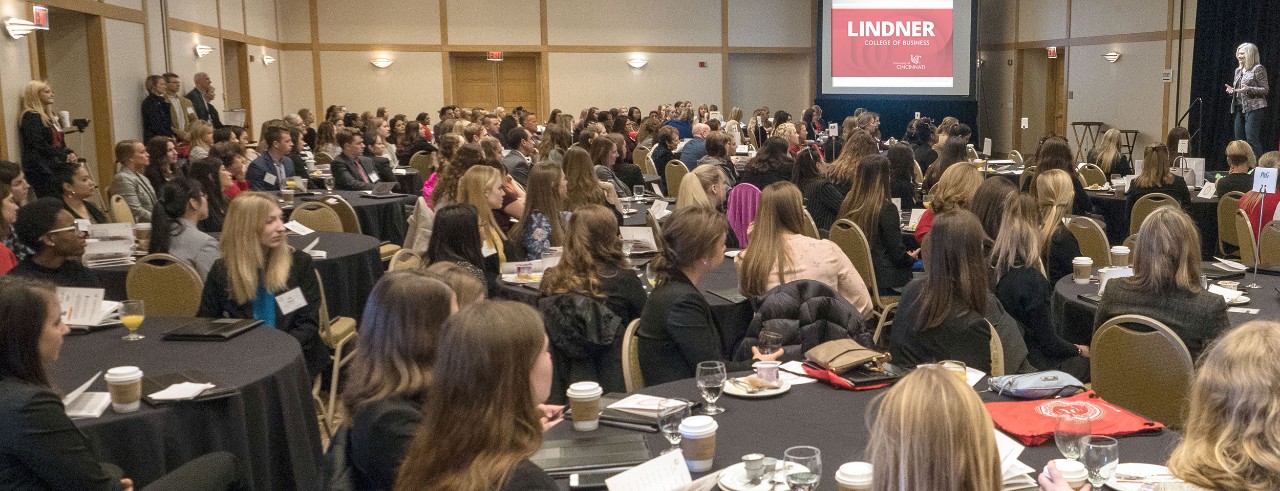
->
[723, 378, 789, 398]
[500, 273, 542, 285]
[1106, 463, 1181, 491]
[717, 460, 808, 491]
[1229, 295, 1250, 305]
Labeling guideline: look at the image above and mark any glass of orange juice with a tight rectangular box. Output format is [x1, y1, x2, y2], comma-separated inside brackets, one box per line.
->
[120, 300, 145, 341]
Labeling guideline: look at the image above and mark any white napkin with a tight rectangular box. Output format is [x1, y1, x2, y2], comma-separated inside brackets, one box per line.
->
[1207, 284, 1243, 302]
[147, 382, 216, 401]
[1213, 257, 1248, 271]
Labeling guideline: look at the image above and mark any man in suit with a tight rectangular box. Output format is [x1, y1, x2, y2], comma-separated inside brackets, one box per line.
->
[504, 128, 538, 187]
[679, 123, 710, 169]
[163, 73, 196, 142]
[246, 126, 298, 191]
[331, 129, 380, 191]
[185, 72, 222, 128]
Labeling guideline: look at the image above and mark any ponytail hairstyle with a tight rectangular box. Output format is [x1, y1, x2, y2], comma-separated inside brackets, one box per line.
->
[149, 178, 204, 255]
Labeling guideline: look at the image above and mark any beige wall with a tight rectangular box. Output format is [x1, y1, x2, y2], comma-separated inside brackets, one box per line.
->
[318, 51, 445, 119]
[168, 30, 228, 108]
[727, 53, 810, 116]
[315, 0, 440, 44]
[0, 0, 33, 160]
[447, 0, 539, 46]
[105, 18, 150, 143]
[278, 50, 315, 116]
[550, 53, 722, 113]
[45, 11, 98, 169]
[727, 0, 812, 48]
[546, 0, 720, 47]
[248, 44, 284, 125]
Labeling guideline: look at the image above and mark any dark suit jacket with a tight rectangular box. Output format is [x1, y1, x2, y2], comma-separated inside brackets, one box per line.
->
[890, 280, 1035, 374]
[349, 395, 422, 490]
[141, 93, 174, 140]
[332, 154, 379, 191]
[0, 379, 120, 490]
[636, 271, 752, 386]
[246, 153, 298, 191]
[18, 112, 72, 198]
[185, 88, 221, 128]
[197, 250, 328, 376]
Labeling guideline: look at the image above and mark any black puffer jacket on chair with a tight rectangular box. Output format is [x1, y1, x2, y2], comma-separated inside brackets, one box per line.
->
[733, 280, 868, 362]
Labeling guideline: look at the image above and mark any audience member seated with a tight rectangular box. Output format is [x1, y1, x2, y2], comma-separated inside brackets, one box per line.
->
[678, 123, 710, 168]
[424, 261, 486, 305]
[395, 121, 436, 165]
[209, 141, 249, 200]
[968, 177, 1018, 241]
[426, 203, 494, 290]
[904, 117, 939, 174]
[1126, 143, 1190, 211]
[1089, 128, 1132, 176]
[698, 131, 740, 189]
[0, 276, 241, 491]
[197, 192, 327, 377]
[314, 121, 339, 159]
[430, 142, 485, 207]
[1239, 150, 1280, 239]
[10, 198, 100, 288]
[0, 184, 20, 274]
[340, 271, 455, 490]
[1036, 170, 1084, 284]
[603, 133, 644, 191]
[592, 136, 631, 197]
[53, 162, 108, 225]
[675, 165, 728, 211]
[246, 127, 299, 192]
[886, 143, 919, 212]
[921, 136, 968, 194]
[109, 139, 157, 221]
[503, 128, 538, 187]
[143, 136, 178, 193]
[394, 301, 561, 490]
[149, 178, 220, 279]
[867, 366, 1002, 489]
[1030, 136, 1094, 215]
[890, 209, 1034, 374]
[914, 162, 980, 243]
[1093, 207, 1227, 360]
[1215, 139, 1257, 197]
[990, 193, 1089, 380]
[361, 131, 397, 180]
[664, 107, 694, 139]
[739, 137, 794, 190]
[540, 204, 646, 323]
[537, 125, 571, 165]
[563, 146, 623, 217]
[804, 130, 879, 232]
[458, 166, 511, 262]
[510, 163, 566, 260]
[838, 155, 918, 295]
[651, 126, 680, 191]
[0, 159, 32, 206]
[790, 146, 823, 193]
[186, 157, 232, 233]
[739, 182, 873, 316]
[188, 120, 214, 161]
[637, 206, 782, 386]
[330, 129, 379, 191]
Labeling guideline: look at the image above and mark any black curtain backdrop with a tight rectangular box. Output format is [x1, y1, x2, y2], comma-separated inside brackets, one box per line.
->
[1190, 0, 1280, 171]
[815, 97, 980, 149]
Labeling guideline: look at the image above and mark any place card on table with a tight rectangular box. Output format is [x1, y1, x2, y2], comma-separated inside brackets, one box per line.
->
[284, 220, 315, 236]
[905, 208, 925, 230]
[649, 200, 670, 221]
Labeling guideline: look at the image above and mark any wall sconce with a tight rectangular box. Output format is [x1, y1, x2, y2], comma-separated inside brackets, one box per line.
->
[262, 55, 276, 66]
[627, 58, 648, 69]
[370, 57, 393, 68]
[1102, 52, 1121, 63]
[4, 18, 39, 39]
[194, 44, 214, 57]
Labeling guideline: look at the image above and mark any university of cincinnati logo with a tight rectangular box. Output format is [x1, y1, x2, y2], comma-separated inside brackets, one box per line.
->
[1035, 400, 1103, 420]
[910, 55, 922, 64]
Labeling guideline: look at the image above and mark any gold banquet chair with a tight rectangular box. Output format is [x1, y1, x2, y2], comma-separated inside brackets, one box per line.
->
[1235, 209, 1259, 268]
[665, 162, 687, 195]
[828, 219, 897, 348]
[312, 271, 358, 435]
[1091, 314, 1193, 429]
[1077, 163, 1107, 188]
[1128, 192, 1176, 236]
[802, 210, 820, 239]
[1067, 216, 1111, 267]
[620, 318, 645, 393]
[407, 151, 434, 176]
[633, 146, 655, 175]
[323, 195, 401, 262]
[126, 254, 203, 317]
[110, 194, 135, 225]
[387, 249, 422, 271]
[290, 202, 344, 232]
[1258, 221, 1280, 267]
[987, 321, 1005, 377]
[1217, 191, 1243, 256]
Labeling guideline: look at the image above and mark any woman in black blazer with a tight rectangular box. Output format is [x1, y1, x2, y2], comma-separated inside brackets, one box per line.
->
[636, 207, 781, 386]
[17, 81, 74, 198]
[837, 155, 917, 294]
[197, 192, 328, 377]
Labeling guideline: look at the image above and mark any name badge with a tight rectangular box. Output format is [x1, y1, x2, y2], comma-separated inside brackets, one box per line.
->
[276, 287, 307, 315]
[186, 106, 195, 115]
[369, 171, 380, 183]
[263, 172, 277, 185]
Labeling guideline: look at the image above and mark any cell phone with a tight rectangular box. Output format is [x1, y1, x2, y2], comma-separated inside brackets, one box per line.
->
[568, 470, 618, 490]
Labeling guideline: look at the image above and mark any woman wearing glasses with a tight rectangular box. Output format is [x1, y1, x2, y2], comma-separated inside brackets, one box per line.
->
[8, 198, 99, 288]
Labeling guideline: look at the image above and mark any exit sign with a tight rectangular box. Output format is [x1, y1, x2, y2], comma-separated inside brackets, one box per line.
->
[1046, 46, 1058, 59]
[487, 51, 503, 61]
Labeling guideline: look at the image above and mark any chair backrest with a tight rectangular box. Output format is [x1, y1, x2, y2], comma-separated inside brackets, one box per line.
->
[633, 146, 654, 175]
[1009, 149, 1024, 165]
[110, 194, 135, 225]
[802, 209, 820, 239]
[1259, 221, 1280, 267]
[664, 162, 687, 195]
[987, 320, 1005, 377]
[388, 248, 422, 271]
[404, 196, 433, 254]
[1122, 233, 1138, 252]
[620, 318, 645, 392]
[314, 152, 332, 168]
[314, 270, 335, 339]
[1091, 314, 1193, 428]
[645, 209, 665, 251]
[1018, 166, 1037, 190]
[725, 183, 762, 247]
[407, 151, 433, 175]
[1129, 192, 1177, 235]
[828, 219, 883, 308]
[291, 202, 344, 232]
[324, 195, 363, 234]
[1234, 209, 1258, 267]
[1066, 216, 1111, 267]
[1077, 163, 1107, 187]
[126, 253, 203, 316]
[1217, 191, 1244, 250]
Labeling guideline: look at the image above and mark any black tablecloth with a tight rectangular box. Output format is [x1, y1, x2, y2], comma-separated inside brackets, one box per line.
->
[545, 375, 1181, 487]
[48, 318, 322, 490]
[1085, 191, 1218, 257]
[393, 168, 424, 196]
[285, 190, 415, 244]
[1052, 266, 1280, 344]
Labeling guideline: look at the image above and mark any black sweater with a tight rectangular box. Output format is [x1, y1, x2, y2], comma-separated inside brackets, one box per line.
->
[995, 267, 1080, 370]
[0, 380, 120, 490]
[636, 271, 750, 386]
[803, 179, 849, 233]
[869, 202, 914, 289]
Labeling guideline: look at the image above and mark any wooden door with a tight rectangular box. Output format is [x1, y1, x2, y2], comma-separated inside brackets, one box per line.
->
[1046, 52, 1066, 137]
[451, 54, 539, 115]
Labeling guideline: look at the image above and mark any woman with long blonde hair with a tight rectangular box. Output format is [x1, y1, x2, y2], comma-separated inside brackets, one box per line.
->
[867, 366, 1002, 491]
[1090, 128, 1131, 175]
[675, 165, 727, 210]
[197, 192, 327, 376]
[738, 182, 872, 315]
[394, 301, 559, 491]
[457, 166, 509, 264]
[1035, 169, 1083, 284]
[540, 204, 646, 320]
[17, 81, 74, 198]
[913, 162, 980, 243]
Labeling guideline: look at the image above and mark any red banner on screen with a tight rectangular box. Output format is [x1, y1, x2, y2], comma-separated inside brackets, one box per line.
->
[831, 4, 955, 87]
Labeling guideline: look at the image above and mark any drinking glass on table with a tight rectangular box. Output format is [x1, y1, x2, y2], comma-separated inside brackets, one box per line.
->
[323, 176, 335, 194]
[120, 300, 145, 341]
[633, 185, 646, 200]
[757, 330, 783, 355]
[656, 398, 691, 454]
[938, 360, 967, 384]
[1082, 436, 1119, 487]
[695, 361, 727, 415]
[783, 445, 822, 491]
[1055, 414, 1092, 459]
[644, 262, 657, 287]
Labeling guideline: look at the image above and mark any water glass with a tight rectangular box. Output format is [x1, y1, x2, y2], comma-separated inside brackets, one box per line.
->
[323, 176, 335, 193]
[633, 185, 645, 199]
[695, 361, 727, 415]
[656, 398, 690, 454]
[1081, 436, 1119, 487]
[757, 330, 783, 355]
[783, 446, 822, 491]
[1054, 414, 1092, 459]
[120, 300, 146, 341]
[621, 238, 634, 256]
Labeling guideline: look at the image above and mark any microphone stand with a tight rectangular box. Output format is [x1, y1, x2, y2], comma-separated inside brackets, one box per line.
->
[1250, 186, 1267, 289]
[1177, 97, 1203, 157]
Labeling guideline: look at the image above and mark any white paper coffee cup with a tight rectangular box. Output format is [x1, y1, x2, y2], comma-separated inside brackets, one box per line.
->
[59, 111, 71, 129]
[1072, 257, 1093, 284]
[679, 415, 718, 472]
[566, 381, 603, 431]
[103, 366, 144, 413]
[835, 462, 873, 491]
[1051, 459, 1088, 490]
[1109, 246, 1130, 267]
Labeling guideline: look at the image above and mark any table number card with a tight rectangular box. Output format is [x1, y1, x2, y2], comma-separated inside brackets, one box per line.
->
[1253, 168, 1277, 194]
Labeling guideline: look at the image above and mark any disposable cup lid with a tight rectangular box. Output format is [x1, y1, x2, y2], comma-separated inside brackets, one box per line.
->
[679, 415, 717, 437]
[1072, 257, 1093, 264]
[1052, 459, 1087, 478]
[1110, 246, 1130, 253]
[566, 381, 602, 398]
[134, 223, 152, 230]
[104, 366, 143, 382]
[835, 462, 873, 483]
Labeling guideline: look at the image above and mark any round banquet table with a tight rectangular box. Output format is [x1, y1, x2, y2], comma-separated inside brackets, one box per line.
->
[1084, 190, 1218, 256]
[544, 374, 1180, 487]
[281, 190, 415, 244]
[392, 167, 424, 196]
[90, 232, 381, 319]
[48, 318, 322, 490]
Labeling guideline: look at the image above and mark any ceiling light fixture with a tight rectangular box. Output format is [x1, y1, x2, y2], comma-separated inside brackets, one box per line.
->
[370, 57, 393, 68]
